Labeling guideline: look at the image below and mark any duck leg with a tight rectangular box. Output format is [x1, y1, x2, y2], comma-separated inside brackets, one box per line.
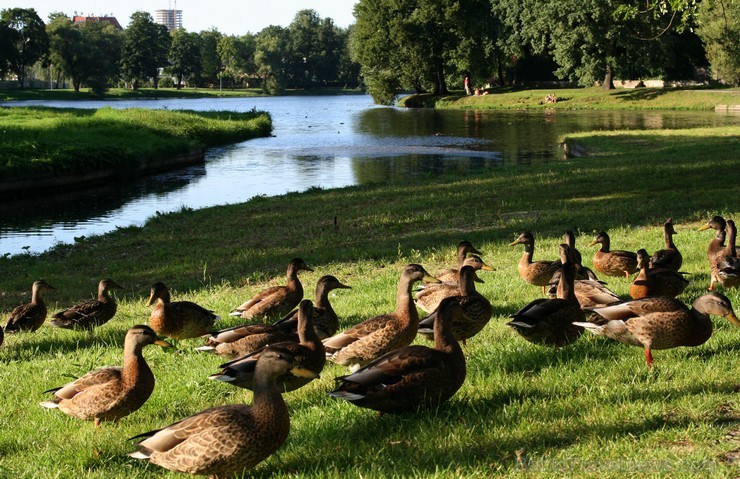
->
[644, 348, 654, 368]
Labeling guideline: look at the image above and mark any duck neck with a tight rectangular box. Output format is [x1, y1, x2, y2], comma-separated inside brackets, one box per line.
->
[599, 237, 611, 253]
[687, 307, 713, 346]
[725, 223, 737, 258]
[297, 314, 321, 346]
[522, 243, 535, 264]
[31, 287, 44, 306]
[122, 341, 152, 390]
[98, 288, 111, 302]
[556, 263, 577, 302]
[314, 286, 332, 312]
[435, 317, 462, 357]
[459, 273, 475, 297]
[456, 247, 467, 269]
[251, 372, 289, 424]
[394, 275, 418, 326]
[286, 267, 302, 293]
[664, 229, 677, 250]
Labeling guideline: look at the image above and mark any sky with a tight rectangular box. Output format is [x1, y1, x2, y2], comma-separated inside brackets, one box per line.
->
[11, 0, 357, 35]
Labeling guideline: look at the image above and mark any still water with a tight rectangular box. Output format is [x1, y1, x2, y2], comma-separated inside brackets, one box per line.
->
[2, 94, 738, 255]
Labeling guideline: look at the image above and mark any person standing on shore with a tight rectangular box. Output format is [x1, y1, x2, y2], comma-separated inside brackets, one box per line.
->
[464, 75, 471, 95]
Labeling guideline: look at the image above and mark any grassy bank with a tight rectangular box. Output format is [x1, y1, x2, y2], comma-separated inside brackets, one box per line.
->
[0, 87, 364, 102]
[400, 86, 740, 110]
[0, 107, 272, 181]
[0, 126, 738, 478]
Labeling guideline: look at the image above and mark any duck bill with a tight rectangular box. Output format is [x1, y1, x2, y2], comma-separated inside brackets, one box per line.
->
[725, 311, 740, 327]
[587, 239, 599, 247]
[480, 264, 494, 271]
[145, 293, 156, 307]
[422, 274, 442, 284]
[155, 339, 174, 348]
[290, 365, 320, 379]
[337, 283, 352, 289]
[508, 240, 521, 246]
[697, 224, 711, 231]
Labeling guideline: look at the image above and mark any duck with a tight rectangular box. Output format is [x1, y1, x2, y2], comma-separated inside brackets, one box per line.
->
[547, 258, 621, 310]
[415, 255, 493, 314]
[229, 258, 313, 321]
[510, 231, 561, 292]
[434, 240, 483, 282]
[197, 275, 350, 358]
[323, 264, 440, 371]
[4, 279, 56, 333]
[128, 345, 317, 478]
[328, 296, 466, 414]
[50, 279, 123, 330]
[650, 218, 682, 271]
[629, 249, 689, 300]
[40, 325, 171, 426]
[698, 216, 737, 269]
[712, 219, 740, 290]
[588, 231, 638, 279]
[417, 265, 492, 343]
[574, 292, 739, 368]
[146, 282, 219, 339]
[209, 300, 325, 393]
[507, 244, 585, 347]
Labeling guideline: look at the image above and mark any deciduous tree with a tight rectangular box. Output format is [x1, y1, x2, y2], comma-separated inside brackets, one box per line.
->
[0, 8, 49, 88]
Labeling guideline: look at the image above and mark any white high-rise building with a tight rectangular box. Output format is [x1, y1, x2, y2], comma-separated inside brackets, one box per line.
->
[154, 9, 183, 31]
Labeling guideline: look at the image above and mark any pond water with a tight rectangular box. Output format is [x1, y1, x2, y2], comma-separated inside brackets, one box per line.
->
[2, 94, 738, 256]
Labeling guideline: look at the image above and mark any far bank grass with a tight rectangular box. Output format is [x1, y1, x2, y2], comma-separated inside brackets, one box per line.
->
[0, 107, 272, 180]
[0, 126, 738, 478]
[401, 86, 740, 110]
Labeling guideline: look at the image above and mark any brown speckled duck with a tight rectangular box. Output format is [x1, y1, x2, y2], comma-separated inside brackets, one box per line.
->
[50, 279, 122, 330]
[128, 345, 317, 478]
[209, 300, 326, 393]
[510, 232, 561, 292]
[415, 255, 493, 314]
[417, 265, 492, 343]
[197, 275, 350, 358]
[651, 218, 682, 271]
[40, 325, 171, 426]
[4, 279, 55, 333]
[229, 258, 313, 321]
[507, 244, 585, 347]
[146, 282, 219, 339]
[588, 231, 638, 279]
[575, 292, 739, 368]
[323, 264, 440, 371]
[434, 240, 483, 282]
[698, 216, 738, 272]
[712, 219, 740, 290]
[629, 249, 689, 300]
[329, 296, 466, 414]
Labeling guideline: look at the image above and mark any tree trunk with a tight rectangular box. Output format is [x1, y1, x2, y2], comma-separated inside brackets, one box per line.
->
[602, 63, 615, 90]
[73, 78, 81, 92]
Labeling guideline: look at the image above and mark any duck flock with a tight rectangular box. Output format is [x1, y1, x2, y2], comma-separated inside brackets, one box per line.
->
[1, 216, 739, 478]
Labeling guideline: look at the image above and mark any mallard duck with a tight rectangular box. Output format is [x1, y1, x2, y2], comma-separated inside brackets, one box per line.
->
[434, 240, 483, 282]
[329, 296, 466, 414]
[510, 232, 561, 291]
[129, 345, 317, 478]
[699, 216, 727, 265]
[417, 265, 492, 343]
[507, 244, 585, 347]
[651, 218, 682, 271]
[415, 255, 493, 314]
[574, 292, 739, 368]
[547, 251, 621, 309]
[323, 264, 440, 371]
[629, 249, 689, 300]
[229, 258, 313, 321]
[209, 300, 325, 392]
[40, 325, 171, 426]
[4, 279, 56, 333]
[588, 231, 638, 279]
[197, 275, 350, 358]
[50, 279, 122, 330]
[146, 282, 219, 339]
[712, 219, 740, 290]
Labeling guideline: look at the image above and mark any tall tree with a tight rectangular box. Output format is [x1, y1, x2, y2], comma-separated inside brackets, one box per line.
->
[198, 28, 222, 87]
[218, 34, 255, 88]
[168, 29, 202, 88]
[254, 25, 289, 94]
[0, 8, 49, 88]
[120, 11, 170, 89]
[696, 0, 740, 85]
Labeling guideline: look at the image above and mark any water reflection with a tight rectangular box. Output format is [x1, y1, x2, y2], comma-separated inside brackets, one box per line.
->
[1, 95, 738, 256]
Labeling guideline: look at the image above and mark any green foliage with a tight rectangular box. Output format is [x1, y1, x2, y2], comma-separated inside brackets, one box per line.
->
[0, 7, 49, 88]
[167, 29, 203, 88]
[0, 107, 272, 179]
[119, 12, 170, 90]
[696, 0, 740, 86]
[0, 126, 738, 477]
[255, 25, 290, 94]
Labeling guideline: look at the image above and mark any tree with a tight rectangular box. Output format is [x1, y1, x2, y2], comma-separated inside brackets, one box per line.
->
[254, 25, 289, 94]
[218, 34, 255, 88]
[168, 29, 202, 88]
[120, 11, 170, 89]
[0, 8, 49, 88]
[696, 0, 740, 85]
[198, 28, 222, 87]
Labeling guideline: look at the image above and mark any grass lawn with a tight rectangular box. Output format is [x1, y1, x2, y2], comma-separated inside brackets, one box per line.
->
[0, 125, 738, 478]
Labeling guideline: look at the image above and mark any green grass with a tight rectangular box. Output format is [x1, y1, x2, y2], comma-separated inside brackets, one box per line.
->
[0, 126, 738, 478]
[401, 86, 740, 111]
[0, 107, 272, 180]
